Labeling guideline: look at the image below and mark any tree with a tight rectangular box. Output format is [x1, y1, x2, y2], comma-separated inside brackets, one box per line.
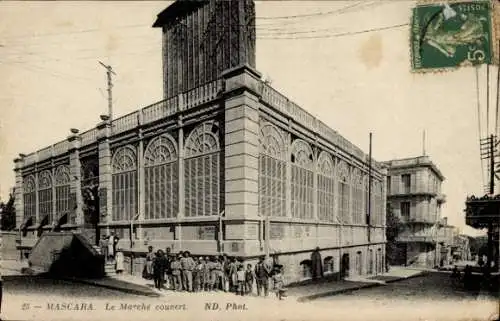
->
[386, 203, 403, 242]
[1, 193, 16, 230]
[385, 203, 404, 265]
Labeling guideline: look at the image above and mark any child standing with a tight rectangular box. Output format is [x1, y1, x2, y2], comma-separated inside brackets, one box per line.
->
[272, 266, 286, 300]
[236, 265, 246, 296]
[203, 256, 211, 291]
[245, 264, 255, 295]
[193, 257, 204, 292]
[171, 256, 182, 291]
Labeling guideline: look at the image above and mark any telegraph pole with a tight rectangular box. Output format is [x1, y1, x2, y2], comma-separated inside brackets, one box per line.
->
[98, 61, 116, 120]
[367, 133, 372, 243]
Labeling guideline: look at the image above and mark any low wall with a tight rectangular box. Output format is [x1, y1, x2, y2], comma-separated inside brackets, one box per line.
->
[1, 231, 18, 260]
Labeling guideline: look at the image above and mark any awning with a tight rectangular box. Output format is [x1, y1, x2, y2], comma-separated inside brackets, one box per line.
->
[324, 256, 333, 261]
[19, 216, 33, 231]
[32, 214, 50, 230]
[54, 213, 68, 230]
[300, 259, 312, 266]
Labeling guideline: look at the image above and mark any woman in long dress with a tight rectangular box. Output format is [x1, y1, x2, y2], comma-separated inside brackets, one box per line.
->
[115, 251, 124, 274]
[107, 234, 115, 260]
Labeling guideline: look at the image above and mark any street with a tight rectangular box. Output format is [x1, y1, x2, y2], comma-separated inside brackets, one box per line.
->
[2, 272, 498, 321]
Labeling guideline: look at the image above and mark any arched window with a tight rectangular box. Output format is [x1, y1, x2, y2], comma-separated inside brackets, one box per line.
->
[324, 256, 334, 274]
[351, 168, 364, 225]
[54, 165, 70, 224]
[144, 134, 178, 220]
[23, 175, 36, 223]
[184, 121, 221, 217]
[291, 139, 314, 220]
[259, 123, 286, 217]
[111, 145, 137, 221]
[317, 152, 335, 222]
[337, 161, 350, 224]
[38, 170, 53, 224]
[372, 180, 383, 226]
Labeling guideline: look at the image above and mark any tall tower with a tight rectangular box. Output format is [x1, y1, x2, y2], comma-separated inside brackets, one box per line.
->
[153, 0, 257, 99]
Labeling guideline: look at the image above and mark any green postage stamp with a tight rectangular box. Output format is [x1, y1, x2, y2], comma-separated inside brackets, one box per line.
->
[411, 1, 493, 71]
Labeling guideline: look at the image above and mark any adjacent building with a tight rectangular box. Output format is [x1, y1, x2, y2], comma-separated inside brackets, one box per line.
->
[13, 0, 387, 283]
[384, 156, 448, 268]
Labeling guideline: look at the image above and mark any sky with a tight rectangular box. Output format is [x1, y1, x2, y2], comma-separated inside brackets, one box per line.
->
[0, 1, 496, 237]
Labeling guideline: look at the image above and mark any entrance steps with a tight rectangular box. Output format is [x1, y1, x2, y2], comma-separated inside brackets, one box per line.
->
[104, 262, 116, 276]
[28, 232, 105, 278]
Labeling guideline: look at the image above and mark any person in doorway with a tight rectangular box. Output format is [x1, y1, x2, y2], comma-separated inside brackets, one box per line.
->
[255, 256, 271, 297]
[180, 251, 195, 292]
[99, 235, 109, 263]
[311, 247, 324, 279]
[113, 234, 120, 258]
[107, 233, 115, 261]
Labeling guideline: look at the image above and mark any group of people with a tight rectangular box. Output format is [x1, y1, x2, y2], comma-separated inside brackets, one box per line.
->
[99, 233, 124, 273]
[451, 264, 497, 292]
[142, 247, 287, 300]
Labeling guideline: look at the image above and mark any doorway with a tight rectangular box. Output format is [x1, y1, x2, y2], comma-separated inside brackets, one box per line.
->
[356, 251, 363, 275]
[341, 253, 350, 278]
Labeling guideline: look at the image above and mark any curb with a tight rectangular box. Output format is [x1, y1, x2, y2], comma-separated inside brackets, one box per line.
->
[296, 282, 381, 302]
[59, 277, 160, 298]
[384, 271, 427, 284]
[296, 272, 426, 302]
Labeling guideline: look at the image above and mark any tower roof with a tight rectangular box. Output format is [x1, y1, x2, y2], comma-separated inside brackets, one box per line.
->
[153, 0, 208, 28]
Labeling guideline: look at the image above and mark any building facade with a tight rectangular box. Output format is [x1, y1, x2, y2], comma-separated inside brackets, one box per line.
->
[13, 0, 387, 283]
[384, 156, 447, 268]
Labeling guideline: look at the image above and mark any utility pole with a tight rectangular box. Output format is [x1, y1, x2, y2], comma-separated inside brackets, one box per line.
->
[422, 130, 426, 156]
[367, 133, 372, 243]
[98, 61, 116, 120]
[490, 134, 495, 195]
[488, 134, 495, 271]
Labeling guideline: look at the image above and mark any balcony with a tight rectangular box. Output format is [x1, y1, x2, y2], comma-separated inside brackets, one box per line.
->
[387, 188, 440, 198]
[396, 235, 437, 244]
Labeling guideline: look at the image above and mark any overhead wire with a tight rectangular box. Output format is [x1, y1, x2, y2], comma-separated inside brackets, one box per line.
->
[254, 1, 367, 28]
[258, 23, 409, 40]
[257, 1, 366, 20]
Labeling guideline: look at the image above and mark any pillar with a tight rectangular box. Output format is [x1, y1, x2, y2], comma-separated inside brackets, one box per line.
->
[176, 117, 184, 249]
[51, 160, 56, 226]
[286, 129, 292, 219]
[313, 144, 318, 222]
[137, 116, 145, 245]
[97, 118, 112, 234]
[67, 132, 82, 225]
[221, 64, 261, 256]
[34, 163, 39, 225]
[13, 157, 24, 229]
